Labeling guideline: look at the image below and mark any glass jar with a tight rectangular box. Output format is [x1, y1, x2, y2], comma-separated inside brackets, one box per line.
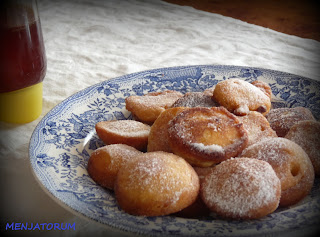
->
[0, 0, 47, 123]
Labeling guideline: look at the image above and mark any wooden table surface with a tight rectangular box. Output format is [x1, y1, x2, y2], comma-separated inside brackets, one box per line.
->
[163, 0, 320, 41]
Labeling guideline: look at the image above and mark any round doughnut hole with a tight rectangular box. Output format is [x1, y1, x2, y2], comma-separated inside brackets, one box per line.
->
[290, 162, 300, 177]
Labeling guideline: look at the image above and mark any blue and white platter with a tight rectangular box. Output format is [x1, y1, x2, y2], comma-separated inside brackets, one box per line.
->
[29, 65, 320, 236]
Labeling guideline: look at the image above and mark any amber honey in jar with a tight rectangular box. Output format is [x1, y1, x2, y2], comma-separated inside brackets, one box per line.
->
[0, 0, 47, 123]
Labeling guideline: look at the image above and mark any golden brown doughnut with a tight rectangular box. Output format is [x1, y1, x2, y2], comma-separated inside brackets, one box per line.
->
[171, 92, 218, 108]
[266, 107, 316, 137]
[285, 120, 320, 176]
[115, 151, 200, 216]
[87, 144, 142, 190]
[237, 111, 277, 147]
[212, 79, 271, 116]
[203, 86, 215, 96]
[251, 80, 272, 99]
[168, 107, 248, 167]
[125, 90, 183, 124]
[241, 137, 315, 207]
[201, 158, 281, 220]
[147, 107, 187, 152]
[95, 120, 150, 151]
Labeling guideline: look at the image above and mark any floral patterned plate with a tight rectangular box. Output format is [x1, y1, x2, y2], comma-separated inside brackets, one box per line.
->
[29, 65, 320, 236]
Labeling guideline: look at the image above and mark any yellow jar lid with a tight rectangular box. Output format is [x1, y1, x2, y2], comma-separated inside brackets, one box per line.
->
[0, 82, 43, 124]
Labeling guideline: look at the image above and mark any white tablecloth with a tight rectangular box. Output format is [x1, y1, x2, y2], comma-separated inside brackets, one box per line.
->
[1, 0, 319, 236]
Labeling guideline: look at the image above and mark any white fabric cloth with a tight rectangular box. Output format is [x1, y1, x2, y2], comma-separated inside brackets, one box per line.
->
[1, 0, 319, 236]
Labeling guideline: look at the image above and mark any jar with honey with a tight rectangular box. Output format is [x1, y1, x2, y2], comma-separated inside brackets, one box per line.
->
[0, 0, 47, 123]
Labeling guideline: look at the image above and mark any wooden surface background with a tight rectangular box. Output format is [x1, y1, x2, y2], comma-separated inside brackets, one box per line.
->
[163, 0, 320, 41]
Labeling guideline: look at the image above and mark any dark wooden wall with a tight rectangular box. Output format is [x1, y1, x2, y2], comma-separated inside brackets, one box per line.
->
[163, 0, 320, 41]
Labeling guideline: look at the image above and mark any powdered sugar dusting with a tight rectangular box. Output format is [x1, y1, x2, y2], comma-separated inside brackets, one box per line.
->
[285, 120, 320, 175]
[207, 122, 221, 131]
[266, 107, 315, 137]
[241, 137, 288, 166]
[105, 120, 150, 137]
[218, 79, 269, 107]
[126, 152, 197, 204]
[171, 92, 218, 108]
[168, 109, 227, 147]
[203, 158, 280, 218]
[103, 144, 141, 169]
[170, 117, 192, 141]
[192, 143, 224, 153]
[237, 112, 277, 147]
[234, 104, 249, 115]
[168, 107, 248, 161]
[131, 90, 183, 108]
